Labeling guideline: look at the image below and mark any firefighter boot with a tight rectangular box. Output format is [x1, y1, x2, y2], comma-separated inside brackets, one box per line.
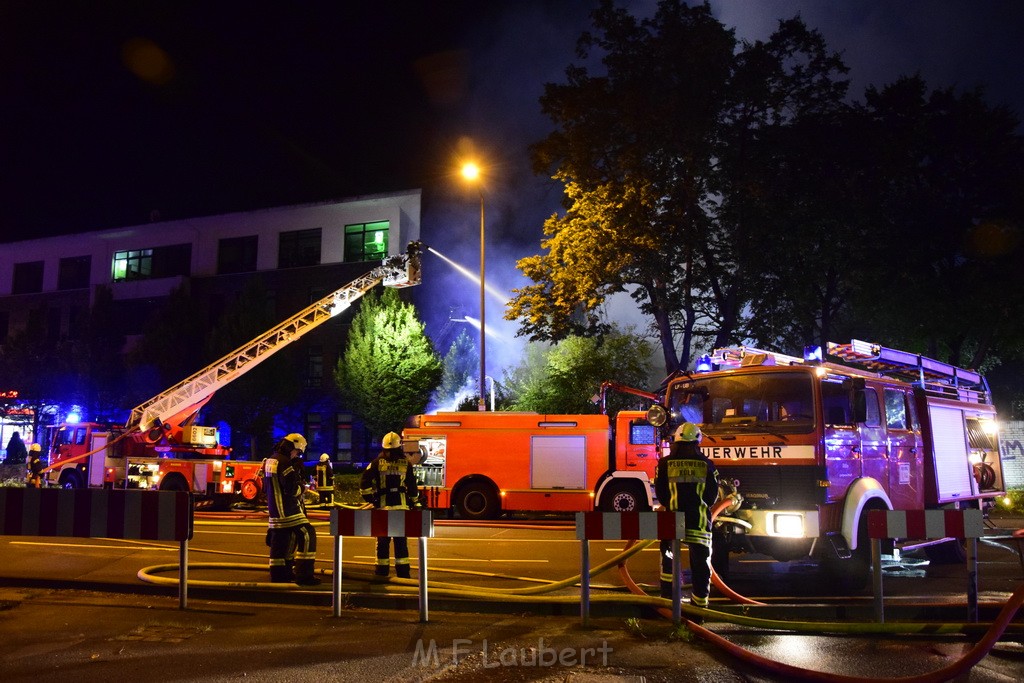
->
[294, 559, 321, 586]
[396, 562, 411, 579]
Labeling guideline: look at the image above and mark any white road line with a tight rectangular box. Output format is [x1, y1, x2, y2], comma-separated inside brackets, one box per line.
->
[11, 541, 175, 551]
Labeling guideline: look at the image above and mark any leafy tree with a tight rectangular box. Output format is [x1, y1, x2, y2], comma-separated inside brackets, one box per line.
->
[855, 77, 1024, 371]
[335, 288, 442, 439]
[435, 328, 478, 408]
[510, 0, 851, 374]
[504, 327, 655, 415]
[203, 279, 301, 459]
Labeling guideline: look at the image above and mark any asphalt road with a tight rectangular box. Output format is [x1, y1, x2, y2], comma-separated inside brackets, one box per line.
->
[1, 509, 1023, 681]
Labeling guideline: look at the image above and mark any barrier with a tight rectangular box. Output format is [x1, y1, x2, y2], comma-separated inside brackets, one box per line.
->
[867, 508, 984, 623]
[576, 511, 687, 625]
[0, 488, 193, 608]
[330, 508, 434, 621]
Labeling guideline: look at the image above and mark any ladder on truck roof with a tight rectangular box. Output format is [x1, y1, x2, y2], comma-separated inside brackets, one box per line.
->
[826, 339, 990, 404]
[126, 243, 423, 436]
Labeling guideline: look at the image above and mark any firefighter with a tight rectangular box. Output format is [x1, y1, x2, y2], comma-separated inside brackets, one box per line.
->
[360, 431, 420, 578]
[26, 443, 44, 488]
[655, 422, 719, 608]
[315, 453, 334, 505]
[264, 433, 320, 585]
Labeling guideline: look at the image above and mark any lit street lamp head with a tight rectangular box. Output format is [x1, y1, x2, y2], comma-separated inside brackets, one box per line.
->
[461, 162, 481, 182]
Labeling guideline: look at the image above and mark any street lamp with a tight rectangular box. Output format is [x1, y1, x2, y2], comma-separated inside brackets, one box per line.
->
[460, 161, 486, 411]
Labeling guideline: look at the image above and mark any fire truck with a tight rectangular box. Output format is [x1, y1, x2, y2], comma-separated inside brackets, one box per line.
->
[402, 408, 661, 519]
[644, 339, 1005, 586]
[44, 244, 423, 506]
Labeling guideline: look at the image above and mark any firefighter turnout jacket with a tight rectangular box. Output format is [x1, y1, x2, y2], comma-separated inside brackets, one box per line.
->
[360, 449, 419, 510]
[654, 439, 719, 546]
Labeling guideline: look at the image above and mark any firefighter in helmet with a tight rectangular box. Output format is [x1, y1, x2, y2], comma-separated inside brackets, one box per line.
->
[264, 433, 320, 585]
[26, 443, 44, 488]
[315, 453, 334, 505]
[360, 431, 420, 578]
[655, 422, 719, 607]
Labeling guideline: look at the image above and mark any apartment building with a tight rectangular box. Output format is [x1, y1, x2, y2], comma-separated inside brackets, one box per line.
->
[0, 190, 421, 463]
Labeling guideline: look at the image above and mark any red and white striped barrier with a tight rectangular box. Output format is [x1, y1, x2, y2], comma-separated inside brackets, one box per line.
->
[329, 507, 434, 622]
[867, 508, 983, 540]
[0, 488, 192, 541]
[575, 511, 686, 540]
[330, 508, 433, 538]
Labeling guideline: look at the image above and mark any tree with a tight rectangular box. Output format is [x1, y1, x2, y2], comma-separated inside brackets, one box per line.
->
[203, 279, 302, 459]
[434, 329, 478, 409]
[504, 327, 655, 415]
[335, 288, 442, 439]
[510, 1, 851, 373]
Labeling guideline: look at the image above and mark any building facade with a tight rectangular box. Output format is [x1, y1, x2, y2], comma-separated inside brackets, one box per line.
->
[0, 190, 421, 464]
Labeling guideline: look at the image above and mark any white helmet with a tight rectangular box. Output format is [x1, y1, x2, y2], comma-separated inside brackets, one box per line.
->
[673, 422, 702, 443]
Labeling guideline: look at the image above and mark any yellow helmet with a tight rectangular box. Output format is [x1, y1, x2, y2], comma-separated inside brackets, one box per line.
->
[382, 432, 402, 450]
[319, 453, 329, 463]
[29, 443, 41, 452]
[283, 433, 307, 453]
[673, 422, 702, 443]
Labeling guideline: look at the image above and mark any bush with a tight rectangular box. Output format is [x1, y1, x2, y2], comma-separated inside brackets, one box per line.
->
[994, 488, 1024, 515]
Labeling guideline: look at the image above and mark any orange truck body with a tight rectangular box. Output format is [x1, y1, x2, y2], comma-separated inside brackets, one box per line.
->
[44, 422, 264, 505]
[401, 410, 660, 519]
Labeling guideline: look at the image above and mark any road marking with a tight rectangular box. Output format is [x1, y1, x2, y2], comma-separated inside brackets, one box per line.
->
[11, 541, 175, 551]
[353, 555, 547, 563]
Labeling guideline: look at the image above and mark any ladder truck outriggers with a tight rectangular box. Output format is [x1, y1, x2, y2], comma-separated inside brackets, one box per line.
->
[44, 243, 423, 506]
[642, 339, 1006, 588]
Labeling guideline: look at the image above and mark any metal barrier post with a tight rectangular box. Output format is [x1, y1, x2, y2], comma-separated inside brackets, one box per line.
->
[332, 535, 343, 618]
[671, 538, 681, 626]
[967, 537, 978, 623]
[418, 535, 429, 623]
[872, 538, 884, 623]
[581, 538, 591, 626]
[179, 537, 189, 610]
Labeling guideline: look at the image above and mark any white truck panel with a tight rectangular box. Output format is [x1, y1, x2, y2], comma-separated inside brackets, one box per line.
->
[531, 435, 586, 489]
[928, 404, 975, 501]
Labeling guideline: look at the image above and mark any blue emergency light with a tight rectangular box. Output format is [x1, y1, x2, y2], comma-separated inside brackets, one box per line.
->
[803, 345, 823, 363]
[695, 354, 713, 372]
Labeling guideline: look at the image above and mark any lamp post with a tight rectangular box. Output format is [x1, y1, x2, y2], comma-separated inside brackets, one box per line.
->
[461, 162, 486, 411]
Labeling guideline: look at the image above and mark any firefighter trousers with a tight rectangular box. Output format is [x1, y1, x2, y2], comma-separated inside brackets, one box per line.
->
[660, 538, 712, 606]
[268, 523, 317, 583]
[375, 536, 410, 578]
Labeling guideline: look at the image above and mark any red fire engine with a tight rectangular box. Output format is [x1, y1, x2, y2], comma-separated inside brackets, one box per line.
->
[403, 409, 661, 518]
[43, 244, 423, 506]
[645, 340, 1005, 586]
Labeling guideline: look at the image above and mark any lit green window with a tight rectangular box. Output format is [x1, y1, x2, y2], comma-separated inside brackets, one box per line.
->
[344, 221, 389, 262]
[112, 249, 153, 282]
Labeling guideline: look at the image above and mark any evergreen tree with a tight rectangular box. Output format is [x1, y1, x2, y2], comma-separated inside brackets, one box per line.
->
[335, 288, 442, 439]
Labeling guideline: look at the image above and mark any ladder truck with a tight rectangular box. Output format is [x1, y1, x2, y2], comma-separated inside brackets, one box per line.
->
[642, 339, 1005, 588]
[44, 243, 423, 506]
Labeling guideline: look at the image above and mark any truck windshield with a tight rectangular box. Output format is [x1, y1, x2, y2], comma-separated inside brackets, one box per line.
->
[667, 371, 815, 435]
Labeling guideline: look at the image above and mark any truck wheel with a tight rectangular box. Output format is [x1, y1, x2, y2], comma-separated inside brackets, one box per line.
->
[599, 481, 648, 513]
[820, 511, 872, 591]
[455, 482, 499, 520]
[59, 471, 82, 490]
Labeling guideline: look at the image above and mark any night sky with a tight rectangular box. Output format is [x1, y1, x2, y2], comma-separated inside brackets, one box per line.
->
[3, 1, 1023, 368]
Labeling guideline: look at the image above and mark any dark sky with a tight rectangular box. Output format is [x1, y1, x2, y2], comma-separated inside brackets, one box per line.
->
[3, 1, 1022, 368]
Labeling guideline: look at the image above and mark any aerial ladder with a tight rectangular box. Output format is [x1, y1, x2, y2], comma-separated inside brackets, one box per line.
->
[44, 242, 423, 497]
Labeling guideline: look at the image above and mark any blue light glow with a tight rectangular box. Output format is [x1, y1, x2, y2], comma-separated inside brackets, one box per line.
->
[695, 354, 713, 372]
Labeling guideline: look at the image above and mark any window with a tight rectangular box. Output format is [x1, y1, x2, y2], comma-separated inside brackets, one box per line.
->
[12, 261, 44, 294]
[884, 389, 909, 430]
[306, 346, 323, 388]
[46, 307, 61, 342]
[279, 228, 321, 269]
[862, 388, 881, 427]
[0, 311, 8, 342]
[336, 413, 353, 462]
[112, 244, 191, 283]
[58, 256, 91, 290]
[344, 221, 389, 262]
[112, 249, 152, 282]
[217, 235, 258, 274]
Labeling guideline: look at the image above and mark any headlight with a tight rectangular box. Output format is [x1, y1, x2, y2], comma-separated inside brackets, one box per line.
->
[646, 404, 668, 427]
[770, 513, 805, 538]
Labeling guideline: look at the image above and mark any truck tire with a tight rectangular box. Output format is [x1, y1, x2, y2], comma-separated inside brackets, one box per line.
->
[599, 481, 648, 513]
[59, 470, 83, 490]
[454, 482, 500, 520]
[819, 508, 874, 592]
